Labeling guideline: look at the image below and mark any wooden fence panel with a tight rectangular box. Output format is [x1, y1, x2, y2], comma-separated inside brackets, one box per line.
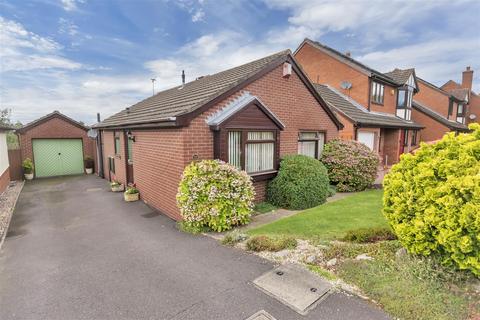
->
[8, 149, 22, 181]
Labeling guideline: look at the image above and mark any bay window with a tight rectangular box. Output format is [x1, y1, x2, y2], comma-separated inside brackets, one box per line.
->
[228, 130, 276, 174]
[298, 131, 325, 159]
[371, 81, 384, 104]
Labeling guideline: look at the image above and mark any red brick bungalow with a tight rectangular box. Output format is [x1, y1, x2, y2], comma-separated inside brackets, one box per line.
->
[93, 50, 342, 220]
[16, 111, 95, 178]
[0, 124, 13, 193]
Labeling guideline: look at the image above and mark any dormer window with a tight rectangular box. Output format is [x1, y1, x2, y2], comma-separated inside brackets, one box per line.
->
[371, 81, 384, 104]
[396, 88, 412, 120]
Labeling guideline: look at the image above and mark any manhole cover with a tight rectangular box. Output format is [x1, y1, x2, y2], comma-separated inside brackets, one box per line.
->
[245, 310, 277, 320]
[253, 264, 332, 315]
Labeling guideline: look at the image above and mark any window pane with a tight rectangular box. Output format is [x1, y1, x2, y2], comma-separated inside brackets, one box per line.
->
[127, 138, 133, 161]
[397, 90, 405, 107]
[299, 132, 317, 139]
[115, 137, 121, 154]
[298, 141, 316, 158]
[396, 108, 405, 118]
[379, 85, 384, 102]
[407, 90, 413, 108]
[248, 131, 274, 140]
[246, 142, 274, 173]
[317, 133, 325, 157]
[228, 131, 241, 169]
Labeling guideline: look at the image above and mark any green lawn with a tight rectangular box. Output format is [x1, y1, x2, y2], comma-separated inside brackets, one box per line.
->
[248, 189, 387, 241]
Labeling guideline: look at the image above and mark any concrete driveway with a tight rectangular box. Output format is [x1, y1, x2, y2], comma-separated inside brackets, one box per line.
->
[0, 175, 389, 320]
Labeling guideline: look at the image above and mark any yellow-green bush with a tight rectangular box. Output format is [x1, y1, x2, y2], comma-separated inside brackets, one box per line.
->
[383, 124, 480, 275]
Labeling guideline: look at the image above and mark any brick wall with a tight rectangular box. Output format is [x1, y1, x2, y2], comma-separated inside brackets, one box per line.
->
[415, 81, 451, 117]
[294, 43, 398, 115]
[100, 62, 339, 220]
[467, 94, 480, 125]
[382, 129, 400, 165]
[411, 108, 450, 142]
[0, 167, 9, 194]
[18, 116, 94, 166]
[336, 114, 354, 140]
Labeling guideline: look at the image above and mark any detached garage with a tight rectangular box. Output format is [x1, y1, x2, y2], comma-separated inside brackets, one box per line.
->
[17, 111, 94, 178]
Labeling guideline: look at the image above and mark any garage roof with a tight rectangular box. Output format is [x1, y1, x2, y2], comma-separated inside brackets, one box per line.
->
[16, 111, 89, 134]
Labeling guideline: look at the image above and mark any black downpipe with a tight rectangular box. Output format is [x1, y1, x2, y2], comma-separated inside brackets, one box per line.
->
[96, 113, 104, 178]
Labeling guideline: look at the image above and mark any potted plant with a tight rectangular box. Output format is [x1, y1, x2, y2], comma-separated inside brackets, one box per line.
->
[84, 156, 94, 174]
[22, 158, 34, 180]
[124, 186, 139, 202]
[110, 181, 124, 192]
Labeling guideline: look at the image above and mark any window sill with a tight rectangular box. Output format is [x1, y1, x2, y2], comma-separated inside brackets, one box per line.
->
[371, 101, 384, 106]
[249, 170, 278, 182]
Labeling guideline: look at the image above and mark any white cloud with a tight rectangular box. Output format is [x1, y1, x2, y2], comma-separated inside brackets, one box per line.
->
[191, 9, 205, 22]
[0, 17, 82, 71]
[60, 0, 82, 12]
[58, 18, 79, 36]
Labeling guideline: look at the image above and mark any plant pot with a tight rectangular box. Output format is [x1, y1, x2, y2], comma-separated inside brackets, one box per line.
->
[24, 173, 34, 180]
[124, 192, 139, 202]
[85, 168, 93, 174]
[111, 185, 124, 192]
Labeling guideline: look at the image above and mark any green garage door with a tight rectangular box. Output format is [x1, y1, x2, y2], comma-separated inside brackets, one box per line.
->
[32, 139, 84, 177]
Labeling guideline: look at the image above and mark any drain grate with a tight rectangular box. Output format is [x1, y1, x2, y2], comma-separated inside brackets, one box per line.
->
[245, 310, 277, 320]
[253, 264, 332, 315]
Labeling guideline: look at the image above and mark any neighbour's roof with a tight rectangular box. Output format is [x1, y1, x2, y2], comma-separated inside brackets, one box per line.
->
[412, 100, 469, 131]
[94, 50, 342, 129]
[0, 124, 14, 131]
[449, 88, 469, 102]
[16, 111, 89, 134]
[296, 39, 399, 86]
[314, 84, 424, 129]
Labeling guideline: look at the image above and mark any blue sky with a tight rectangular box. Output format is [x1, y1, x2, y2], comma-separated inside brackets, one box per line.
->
[1, 0, 479, 125]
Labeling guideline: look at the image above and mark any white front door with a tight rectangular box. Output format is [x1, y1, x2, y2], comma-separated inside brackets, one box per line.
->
[357, 131, 376, 151]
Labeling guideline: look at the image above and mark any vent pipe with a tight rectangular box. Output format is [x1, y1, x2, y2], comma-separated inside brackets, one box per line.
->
[97, 113, 101, 123]
[182, 70, 185, 85]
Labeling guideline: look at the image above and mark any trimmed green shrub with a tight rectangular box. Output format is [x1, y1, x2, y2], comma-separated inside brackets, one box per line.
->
[22, 158, 33, 174]
[321, 139, 379, 192]
[246, 235, 297, 252]
[177, 160, 254, 232]
[383, 124, 480, 275]
[342, 227, 397, 243]
[267, 155, 330, 210]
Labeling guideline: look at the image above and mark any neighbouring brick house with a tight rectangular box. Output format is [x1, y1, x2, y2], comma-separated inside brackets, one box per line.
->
[16, 111, 94, 178]
[411, 77, 469, 141]
[441, 66, 480, 125]
[294, 39, 423, 165]
[0, 124, 13, 193]
[93, 50, 342, 220]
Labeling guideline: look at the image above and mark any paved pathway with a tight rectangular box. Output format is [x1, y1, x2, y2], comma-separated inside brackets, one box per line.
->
[0, 175, 390, 320]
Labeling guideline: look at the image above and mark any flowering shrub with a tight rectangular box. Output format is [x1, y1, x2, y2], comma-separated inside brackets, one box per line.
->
[177, 160, 255, 232]
[383, 124, 480, 275]
[321, 139, 379, 192]
[267, 155, 330, 209]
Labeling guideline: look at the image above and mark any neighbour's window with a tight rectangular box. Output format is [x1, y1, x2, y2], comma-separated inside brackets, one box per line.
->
[109, 157, 115, 173]
[411, 130, 417, 146]
[114, 136, 121, 155]
[127, 137, 133, 162]
[403, 129, 409, 146]
[396, 88, 412, 120]
[456, 103, 465, 124]
[298, 132, 325, 159]
[371, 81, 384, 104]
[227, 130, 276, 174]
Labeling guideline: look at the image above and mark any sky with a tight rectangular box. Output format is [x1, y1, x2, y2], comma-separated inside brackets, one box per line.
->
[1, 0, 479, 125]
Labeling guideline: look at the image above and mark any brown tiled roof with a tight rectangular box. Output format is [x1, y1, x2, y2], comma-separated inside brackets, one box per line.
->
[412, 100, 469, 131]
[297, 39, 400, 86]
[314, 84, 424, 129]
[384, 68, 414, 85]
[449, 88, 469, 101]
[95, 50, 296, 129]
[17, 111, 89, 133]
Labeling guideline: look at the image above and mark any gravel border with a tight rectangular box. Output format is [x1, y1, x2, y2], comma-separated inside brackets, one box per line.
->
[0, 181, 24, 250]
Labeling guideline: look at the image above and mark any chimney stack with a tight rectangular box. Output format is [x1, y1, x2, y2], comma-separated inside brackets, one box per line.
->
[345, 51, 351, 57]
[97, 113, 101, 123]
[462, 66, 473, 91]
[182, 70, 185, 85]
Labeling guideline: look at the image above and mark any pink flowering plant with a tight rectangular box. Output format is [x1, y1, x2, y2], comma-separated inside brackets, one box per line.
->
[177, 160, 255, 232]
[321, 139, 379, 192]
